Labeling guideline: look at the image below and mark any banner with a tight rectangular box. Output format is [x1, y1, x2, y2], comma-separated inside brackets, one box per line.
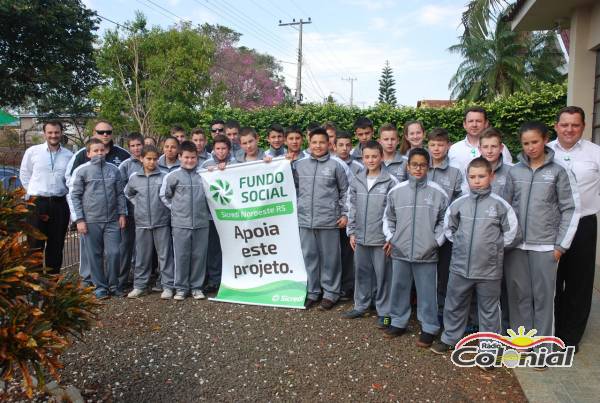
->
[199, 158, 307, 308]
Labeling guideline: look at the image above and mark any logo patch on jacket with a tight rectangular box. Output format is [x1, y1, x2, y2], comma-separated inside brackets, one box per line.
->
[485, 205, 498, 218]
[423, 193, 433, 206]
[541, 170, 554, 181]
[321, 167, 332, 176]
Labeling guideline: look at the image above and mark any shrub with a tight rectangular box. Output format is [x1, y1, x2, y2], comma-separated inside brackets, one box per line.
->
[0, 183, 99, 397]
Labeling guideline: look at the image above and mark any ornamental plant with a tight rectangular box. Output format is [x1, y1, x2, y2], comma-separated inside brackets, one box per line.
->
[0, 183, 99, 397]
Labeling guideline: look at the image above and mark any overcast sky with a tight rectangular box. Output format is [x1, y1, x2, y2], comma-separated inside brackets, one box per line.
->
[86, 0, 467, 107]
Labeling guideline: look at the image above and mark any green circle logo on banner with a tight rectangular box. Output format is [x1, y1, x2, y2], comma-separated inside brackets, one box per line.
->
[210, 179, 233, 205]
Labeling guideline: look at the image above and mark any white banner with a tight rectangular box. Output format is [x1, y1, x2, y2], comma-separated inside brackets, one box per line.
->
[199, 158, 307, 308]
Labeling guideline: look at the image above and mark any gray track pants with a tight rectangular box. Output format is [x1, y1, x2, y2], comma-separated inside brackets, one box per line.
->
[172, 227, 208, 293]
[78, 236, 90, 283]
[390, 260, 439, 334]
[300, 228, 342, 302]
[504, 249, 557, 338]
[133, 226, 174, 290]
[83, 221, 121, 293]
[441, 273, 501, 346]
[353, 244, 392, 316]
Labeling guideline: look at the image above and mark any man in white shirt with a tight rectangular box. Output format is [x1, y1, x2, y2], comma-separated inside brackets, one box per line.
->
[19, 121, 73, 274]
[549, 106, 600, 352]
[448, 106, 512, 171]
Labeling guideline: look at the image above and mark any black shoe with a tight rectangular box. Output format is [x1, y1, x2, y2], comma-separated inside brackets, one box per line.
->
[533, 365, 548, 371]
[339, 289, 353, 302]
[112, 289, 126, 298]
[479, 365, 495, 372]
[416, 332, 436, 348]
[376, 316, 391, 329]
[304, 298, 318, 309]
[342, 309, 367, 319]
[430, 341, 453, 355]
[203, 284, 218, 294]
[383, 326, 406, 338]
[318, 298, 336, 311]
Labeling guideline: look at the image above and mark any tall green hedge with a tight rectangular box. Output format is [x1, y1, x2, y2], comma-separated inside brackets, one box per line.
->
[194, 82, 566, 156]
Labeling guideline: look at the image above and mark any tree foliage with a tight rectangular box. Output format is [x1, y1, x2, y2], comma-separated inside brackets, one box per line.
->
[0, 0, 99, 114]
[378, 61, 397, 106]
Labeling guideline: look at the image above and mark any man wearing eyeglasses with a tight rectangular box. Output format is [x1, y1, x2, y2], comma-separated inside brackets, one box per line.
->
[65, 120, 130, 286]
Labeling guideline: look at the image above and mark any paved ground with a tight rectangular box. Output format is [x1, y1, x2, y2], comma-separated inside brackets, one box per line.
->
[55, 295, 525, 402]
[513, 265, 600, 402]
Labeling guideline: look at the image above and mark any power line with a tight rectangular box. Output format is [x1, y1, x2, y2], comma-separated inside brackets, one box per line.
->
[135, 0, 178, 22]
[97, 13, 132, 31]
[144, 0, 188, 22]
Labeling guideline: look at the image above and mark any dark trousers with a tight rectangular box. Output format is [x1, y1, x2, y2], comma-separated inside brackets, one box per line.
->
[437, 240, 452, 316]
[340, 228, 354, 295]
[205, 220, 222, 288]
[555, 214, 597, 346]
[29, 196, 70, 273]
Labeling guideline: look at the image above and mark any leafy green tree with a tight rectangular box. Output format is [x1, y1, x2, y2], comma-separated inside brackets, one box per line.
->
[0, 0, 99, 114]
[92, 13, 215, 137]
[378, 61, 397, 106]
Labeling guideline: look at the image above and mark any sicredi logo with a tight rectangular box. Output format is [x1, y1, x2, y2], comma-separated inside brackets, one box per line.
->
[210, 179, 233, 206]
[451, 327, 575, 369]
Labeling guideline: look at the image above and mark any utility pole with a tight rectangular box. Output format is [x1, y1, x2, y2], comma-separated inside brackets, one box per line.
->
[279, 18, 311, 104]
[342, 77, 357, 106]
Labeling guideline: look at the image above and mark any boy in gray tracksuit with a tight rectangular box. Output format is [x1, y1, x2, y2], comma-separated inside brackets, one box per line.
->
[125, 145, 175, 299]
[503, 122, 580, 348]
[343, 141, 398, 326]
[384, 151, 407, 183]
[431, 158, 520, 355]
[160, 141, 210, 301]
[382, 148, 448, 347]
[293, 128, 349, 310]
[68, 138, 127, 299]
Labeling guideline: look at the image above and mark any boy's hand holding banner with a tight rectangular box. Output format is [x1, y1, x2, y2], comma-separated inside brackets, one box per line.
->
[199, 158, 308, 308]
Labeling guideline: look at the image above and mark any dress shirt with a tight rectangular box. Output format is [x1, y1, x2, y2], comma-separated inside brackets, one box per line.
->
[20, 143, 73, 197]
[448, 136, 513, 171]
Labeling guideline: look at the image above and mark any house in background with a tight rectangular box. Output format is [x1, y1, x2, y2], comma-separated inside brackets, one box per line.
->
[507, 0, 600, 142]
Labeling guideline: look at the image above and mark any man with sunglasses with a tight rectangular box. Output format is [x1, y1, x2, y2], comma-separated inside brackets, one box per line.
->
[205, 119, 225, 153]
[65, 120, 130, 288]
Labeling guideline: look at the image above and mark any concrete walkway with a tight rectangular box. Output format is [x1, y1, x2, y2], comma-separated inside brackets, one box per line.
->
[514, 266, 600, 402]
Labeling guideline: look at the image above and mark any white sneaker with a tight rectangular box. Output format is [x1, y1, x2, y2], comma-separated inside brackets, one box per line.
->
[160, 289, 174, 300]
[127, 288, 145, 298]
[192, 289, 206, 300]
[174, 291, 186, 301]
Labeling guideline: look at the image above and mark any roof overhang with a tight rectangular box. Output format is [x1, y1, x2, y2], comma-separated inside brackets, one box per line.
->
[510, 0, 595, 31]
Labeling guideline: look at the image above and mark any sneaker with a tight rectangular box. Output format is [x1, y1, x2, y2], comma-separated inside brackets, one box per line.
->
[127, 288, 146, 298]
[383, 326, 406, 338]
[342, 309, 367, 319]
[151, 284, 163, 293]
[95, 290, 110, 300]
[174, 291, 186, 301]
[113, 289, 126, 298]
[304, 298, 318, 309]
[192, 289, 206, 300]
[416, 332, 436, 348]
[160, 289, 174, 300]
[533, 365, 548, 372]
[376, 316, 391, 329]
[430, 341, 454, 355]
[318, 298, 336, 311]
[339, 290, 353, 302]
[479, 365, 495, 372]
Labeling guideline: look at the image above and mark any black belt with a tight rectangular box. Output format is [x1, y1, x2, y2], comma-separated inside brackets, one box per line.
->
[35, 195, 67, 201]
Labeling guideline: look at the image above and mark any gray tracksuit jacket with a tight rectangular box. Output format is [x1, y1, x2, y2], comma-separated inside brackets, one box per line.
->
[125, 169, 171, 229]
[158, 154, 180, 173]
[159, 166, 210, 229]
[346, 169, 399, 246]
[491, 157, 511, 198]
[233, 148, 265, 163]
[265, 146, 286, 158]
[200, 153, 235, 169]
[68, 156, 127, 223]
[293, 153, 349, 229]
[384, 151, 407, 182]
[443, 187, 520, 280]
[119, 157, 143, 184]
[383, 176, 448, 262]
[350, 144, 365, 160]
[504, 147, 580, 253]
[339, 157, 364, 179]
[428, 156, 463, 202]
[198, 149, 210, 165]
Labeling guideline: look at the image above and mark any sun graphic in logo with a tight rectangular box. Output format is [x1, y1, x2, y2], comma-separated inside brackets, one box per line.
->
[504, 327, 540, 348]
[210, 179, 233, 205]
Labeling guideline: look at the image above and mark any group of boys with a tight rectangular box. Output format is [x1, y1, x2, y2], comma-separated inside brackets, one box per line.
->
[37, 106, 591, 369]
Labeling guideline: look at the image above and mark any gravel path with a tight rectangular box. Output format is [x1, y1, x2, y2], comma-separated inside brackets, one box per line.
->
[56, 293, 526, 402]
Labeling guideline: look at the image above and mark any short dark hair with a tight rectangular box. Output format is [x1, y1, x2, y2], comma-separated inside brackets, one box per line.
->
[93, 119, 112, 129]
[141, 145, 159, 157]
[163, 135, 179, 145]
[463, 106, 488, 121]
[468, 157, 492, 174]
[479, 127, 503, 143]
[407, 147, 430, 165]
[170, 125, 186, 135]
[427, 128, 449, 142]
[285, 126, 303, 137]
[190, 127, 206, 137]
[127, 132, 144, 144]
[179, 140, 197, 155]
[323, 121, 337, 131]
[556, 106, 585, 123]
[309, 127, 328, 140]
[212, 134, 231, 150]
[210, 119, 225, 127]
[378, 123, 397, 135]
[519, 121, 549, 138]
[353, 117, 373, 130]
[306, 122, 321, 132]
[42, 120, 63, 132]
[335, 130, 352, 142]
[239, 127, 257, 138]
[362, 140, 383, 156]
[144, 136, 157, 145]
[268, 123, 284, 134]
[224, 119, 240, 130]
[86, 137, 104, 152]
